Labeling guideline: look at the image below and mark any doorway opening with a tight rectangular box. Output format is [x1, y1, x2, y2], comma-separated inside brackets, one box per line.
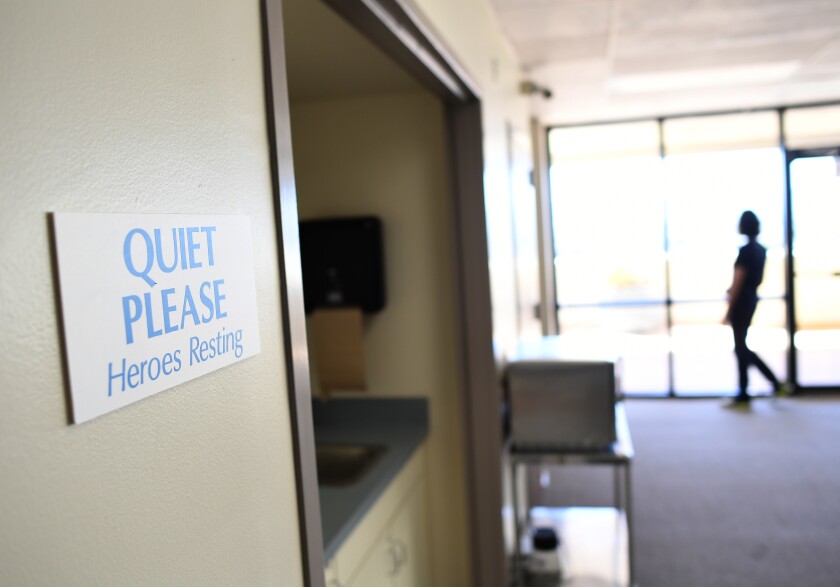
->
[787, 150, 840, 388]
[264, 0, 505, 585]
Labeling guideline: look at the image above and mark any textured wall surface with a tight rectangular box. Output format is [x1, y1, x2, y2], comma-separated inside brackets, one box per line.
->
[404, 0, 537, 357]
[0, 1, 303, 585]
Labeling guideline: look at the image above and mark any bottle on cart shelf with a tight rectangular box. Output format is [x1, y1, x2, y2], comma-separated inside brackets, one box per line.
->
[526, 527, 564, 586]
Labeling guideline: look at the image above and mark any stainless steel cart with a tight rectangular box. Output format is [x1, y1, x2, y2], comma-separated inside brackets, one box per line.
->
[508, 403, 636, 587]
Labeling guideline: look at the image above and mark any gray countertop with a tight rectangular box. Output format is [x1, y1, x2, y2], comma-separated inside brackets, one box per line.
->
[312, 397, 429, 561]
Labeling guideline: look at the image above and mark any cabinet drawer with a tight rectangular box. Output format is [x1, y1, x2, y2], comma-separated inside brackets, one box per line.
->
[327, 444, 428, 587]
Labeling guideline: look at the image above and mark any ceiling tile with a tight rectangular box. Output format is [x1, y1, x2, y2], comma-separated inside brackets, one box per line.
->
[498, 0, 612, 42]
[616, 0, 840, 50]
[517, 34, 610, 68]
[487, 0, 840, 123]
[613, 37, 830, 75]
[796, 38, 840, 79]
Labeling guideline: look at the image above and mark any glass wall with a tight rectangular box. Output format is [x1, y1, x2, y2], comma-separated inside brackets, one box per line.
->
[550, 121, 669, 394]
[662, 112, 787, 395]
[548, 104, 840, 395]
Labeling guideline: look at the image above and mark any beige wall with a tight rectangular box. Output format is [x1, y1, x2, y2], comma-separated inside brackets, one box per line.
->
[407, 0, 539, 357]
[290, 91, 471, 587]
[0, 1, 303, 585]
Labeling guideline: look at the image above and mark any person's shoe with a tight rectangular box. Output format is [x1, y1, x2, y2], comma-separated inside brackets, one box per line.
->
[773, 381, 791, 398]
[724, 396, 752, 411]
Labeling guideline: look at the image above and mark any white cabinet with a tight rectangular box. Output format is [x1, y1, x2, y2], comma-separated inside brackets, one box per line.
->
[326, 445, 429, 587]
[345, 485, 428, 587]
[324, 558, 342, 587]
[348, 537, 396, 587]
[388, 485, 429, 587]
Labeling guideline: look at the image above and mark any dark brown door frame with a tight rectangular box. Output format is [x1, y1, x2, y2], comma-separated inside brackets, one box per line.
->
[262, 2, 326, 586]
[262, 0, 506, 585]
[444, 100, 508, 587]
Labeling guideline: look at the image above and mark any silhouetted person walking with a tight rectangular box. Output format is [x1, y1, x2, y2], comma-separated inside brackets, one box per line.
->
[724, 211, 782, 405]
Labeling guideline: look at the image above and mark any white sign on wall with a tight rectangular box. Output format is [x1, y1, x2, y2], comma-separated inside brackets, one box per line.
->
[53, 213, 262, 423]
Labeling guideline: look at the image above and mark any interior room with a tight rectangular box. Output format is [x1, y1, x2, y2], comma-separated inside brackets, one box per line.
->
[283, 0, 471, 583]
[2, 0, 839, 587]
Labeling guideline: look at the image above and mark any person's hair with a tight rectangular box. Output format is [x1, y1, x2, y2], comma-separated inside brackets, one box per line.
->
[739, 210, 760, 237]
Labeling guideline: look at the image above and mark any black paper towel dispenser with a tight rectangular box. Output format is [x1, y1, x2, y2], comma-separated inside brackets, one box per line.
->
[299, 216, 386, 314]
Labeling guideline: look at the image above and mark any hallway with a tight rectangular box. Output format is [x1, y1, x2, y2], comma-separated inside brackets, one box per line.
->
[529, 396, 840, 586]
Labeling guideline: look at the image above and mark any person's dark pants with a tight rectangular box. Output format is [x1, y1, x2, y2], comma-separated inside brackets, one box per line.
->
[731, 299, 778, 399]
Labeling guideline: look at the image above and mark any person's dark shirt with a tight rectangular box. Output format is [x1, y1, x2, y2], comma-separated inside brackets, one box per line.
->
[735, 240, 766, 299]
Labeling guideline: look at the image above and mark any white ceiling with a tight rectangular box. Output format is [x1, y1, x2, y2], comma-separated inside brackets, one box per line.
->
[490, 0, 840, 125]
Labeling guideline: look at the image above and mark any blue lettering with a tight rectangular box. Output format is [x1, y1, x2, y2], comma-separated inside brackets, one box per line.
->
[108, 359, 126, 396]
[124, 228, 156, 287]
[178, 227, 188, 270]
[127, 362, 141, 388]
[143, 292, 162, 339]
[201, 226, 217, 266]
[108, 351, 182, 394]
[153, 228, 179, 273]
[186, 330, 244, 365]
[213, 279, 227, 319]
[124, 225, 222, 286]
[161, 288, 178, 334]
[234, 329, 243, 358]
[180, 285, 200, 329]
[147, 357, 162, 381]
[189, 336, 200, 365]
[199, 281, 215, 323]
[187, 226, 201, 268]
[218, 329, 226, 355]
[162, 352, 174, 375]
[122, 295, 142, 344]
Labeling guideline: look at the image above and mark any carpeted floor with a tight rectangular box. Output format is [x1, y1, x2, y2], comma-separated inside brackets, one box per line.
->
[528, 396, 840, 587]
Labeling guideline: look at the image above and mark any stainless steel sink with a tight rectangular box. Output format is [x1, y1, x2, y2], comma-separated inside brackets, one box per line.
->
[315, 443, 386, 487]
